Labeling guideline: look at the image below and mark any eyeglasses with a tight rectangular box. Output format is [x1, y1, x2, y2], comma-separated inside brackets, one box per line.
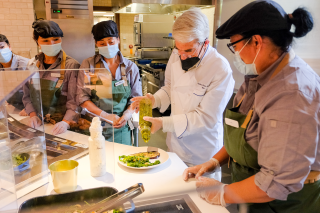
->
[227, 36, 251, 54]
[173, 42, 204, 58]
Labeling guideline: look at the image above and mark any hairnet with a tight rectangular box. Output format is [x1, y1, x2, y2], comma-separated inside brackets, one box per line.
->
[216, 0, 291, 39]
[92, 20, 119, 41]
[32, 20, 63, 38]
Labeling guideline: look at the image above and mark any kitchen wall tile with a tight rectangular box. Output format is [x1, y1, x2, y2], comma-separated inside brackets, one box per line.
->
[14, 2, 28, 8]
[6, 26, 18, 31]
[2, 20, 12, 26]
[0, 8, 10, 14]
[4, 14, 17, 20]
[11, 20, 22, 26]
[10, 8, 22, 14]
[119, 14, 138, 57]
[3, 2, 16, 8]
[0, 1, 37, 66]
[17, 26, 30, 32]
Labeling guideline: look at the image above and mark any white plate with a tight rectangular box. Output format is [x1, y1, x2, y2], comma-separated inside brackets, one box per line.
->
[118, 146, 169, 170]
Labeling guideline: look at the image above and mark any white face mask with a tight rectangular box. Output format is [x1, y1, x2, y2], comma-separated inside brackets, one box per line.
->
[40, 42, 62, 57]
[0, 48, 13, 63]
[98, 44, 119, 59]
[233, 38, 261, 75]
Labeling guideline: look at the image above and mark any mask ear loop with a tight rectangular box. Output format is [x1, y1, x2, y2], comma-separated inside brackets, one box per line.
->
[253, 47, 261, 63]
[239, 37, 252, 53]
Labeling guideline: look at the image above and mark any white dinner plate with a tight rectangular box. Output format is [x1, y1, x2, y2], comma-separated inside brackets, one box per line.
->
[118, 146, 169, 170]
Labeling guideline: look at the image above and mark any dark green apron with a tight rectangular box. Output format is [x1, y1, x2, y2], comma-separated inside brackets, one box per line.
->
[88, 62, 132, 145]
[224, 52, 320, 213]
[29, 51, 67, 122]
[7, 89, 24, 110]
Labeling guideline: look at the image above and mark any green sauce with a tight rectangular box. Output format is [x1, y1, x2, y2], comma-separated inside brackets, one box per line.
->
[139, 98, 152, 143]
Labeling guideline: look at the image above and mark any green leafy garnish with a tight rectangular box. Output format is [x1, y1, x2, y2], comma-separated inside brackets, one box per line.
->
[12, 154, 27, 166]
[119, 155, 160, 168]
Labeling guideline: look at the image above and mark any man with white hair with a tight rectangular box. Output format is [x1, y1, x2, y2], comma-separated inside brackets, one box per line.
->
[131, 8, 234, 178]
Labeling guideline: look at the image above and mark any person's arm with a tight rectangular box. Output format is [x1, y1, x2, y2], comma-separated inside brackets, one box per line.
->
[62, 59, 81, 123]
[22, 80, 36, 115]
[81, 100, 103, 116]
[213, 146, 229, 166]
[250, 89, 317, 201]
[224, 175, 275, 203]
[183, 146, 230, 181]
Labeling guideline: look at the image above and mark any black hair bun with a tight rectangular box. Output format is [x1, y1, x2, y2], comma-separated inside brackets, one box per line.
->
[291, 7, 314, 38]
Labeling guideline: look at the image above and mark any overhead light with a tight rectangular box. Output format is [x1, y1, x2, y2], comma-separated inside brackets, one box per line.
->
[93, 11, 107, 14]
[103, 14, 114, 17]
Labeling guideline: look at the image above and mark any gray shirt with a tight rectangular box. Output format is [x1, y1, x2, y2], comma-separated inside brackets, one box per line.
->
[23, 51, 80, 122]
[233, 49, 320, 200]
[0, 53, 30, 71]
[78, 52, 142, 106]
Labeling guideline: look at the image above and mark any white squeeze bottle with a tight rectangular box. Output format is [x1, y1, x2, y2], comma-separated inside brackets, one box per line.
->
[89, 117, 106, 177]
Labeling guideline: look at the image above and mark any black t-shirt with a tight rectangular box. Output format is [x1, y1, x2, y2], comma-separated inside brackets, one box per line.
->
[43, 62, 52, 70]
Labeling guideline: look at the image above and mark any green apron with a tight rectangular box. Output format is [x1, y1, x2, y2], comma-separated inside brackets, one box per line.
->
[89, 62, 132, 145]
[224, 52, 320, 213]
[29, 51, 67, 123]
[7, 89, 24, 110]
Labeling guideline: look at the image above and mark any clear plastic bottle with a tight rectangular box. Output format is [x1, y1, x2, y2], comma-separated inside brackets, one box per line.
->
[139, 98, 152, 143]
[89, 117, 106, 177]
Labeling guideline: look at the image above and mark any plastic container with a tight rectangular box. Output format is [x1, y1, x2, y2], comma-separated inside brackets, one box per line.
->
[88, 117, 106, 177]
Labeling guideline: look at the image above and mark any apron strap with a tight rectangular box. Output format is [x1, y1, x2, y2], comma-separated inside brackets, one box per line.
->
[241, 50, 295, 129]
[269, 49, 295, 81]
[56, 51, 66, 88]
[96, 59, 128, 87]
[241, 107, 254, 129]
[36, 51, 66, 88]
[95, 61, 101, 69]
[236, 93, 246, 107]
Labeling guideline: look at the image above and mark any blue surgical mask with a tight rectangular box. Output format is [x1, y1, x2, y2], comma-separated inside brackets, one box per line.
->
[233, 38, 261, 75]
[40, 43, 62, 57]
[0, 48, 13, 63]
[98, 44, 119, 59]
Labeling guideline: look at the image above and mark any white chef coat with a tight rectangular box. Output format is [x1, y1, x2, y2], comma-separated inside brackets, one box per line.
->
[154, 45, 235, 165]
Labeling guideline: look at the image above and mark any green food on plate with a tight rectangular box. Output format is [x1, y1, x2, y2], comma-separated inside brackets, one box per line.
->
[12, 154, 27, 166]
[119, 154, 160, 168]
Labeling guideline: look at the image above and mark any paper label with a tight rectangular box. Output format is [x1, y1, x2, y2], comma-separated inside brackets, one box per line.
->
[51, 73, 61, 78]
[8, 118, 14, 122]
[27, 128, 36, 132]
[225, 118, 239, 128]
[115, 80, 125, 87]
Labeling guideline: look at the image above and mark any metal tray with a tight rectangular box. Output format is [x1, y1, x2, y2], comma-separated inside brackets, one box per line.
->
[18, 186, 118, 213]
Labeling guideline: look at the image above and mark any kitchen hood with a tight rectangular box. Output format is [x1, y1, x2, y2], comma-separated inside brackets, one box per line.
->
[112, 0, 214, 14]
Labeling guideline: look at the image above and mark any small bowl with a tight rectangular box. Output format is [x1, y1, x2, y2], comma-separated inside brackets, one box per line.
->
[49, 159, 79, 194]
[13, 153, 30, 173]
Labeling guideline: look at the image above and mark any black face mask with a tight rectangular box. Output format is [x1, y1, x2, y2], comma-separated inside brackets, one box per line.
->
[180, 42, 205, 71]
[180, 57, 200, 71]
